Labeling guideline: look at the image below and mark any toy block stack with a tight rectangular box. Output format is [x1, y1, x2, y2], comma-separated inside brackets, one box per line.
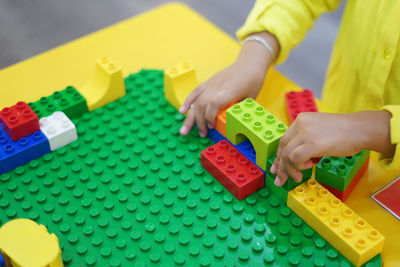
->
[200, 98, 288, 199]
[0, 102, 50, 174]
[1, 100, 82, 174]
[288, 179, 384, 266]
[315, 150, 370, 201]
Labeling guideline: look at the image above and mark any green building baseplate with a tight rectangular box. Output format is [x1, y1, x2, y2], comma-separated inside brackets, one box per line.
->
[0, 70, 381, 266]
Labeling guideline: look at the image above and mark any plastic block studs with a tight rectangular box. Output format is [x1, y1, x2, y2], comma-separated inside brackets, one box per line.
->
[287, 179, 384, 266]
[29, 86, 88, 119]
[201, 140, 264, 200]
[320, 157, 369, 202]
[0, 219, 63, 267]
[0, 101, 40, 141]
[0, 127, 50, 174]
[80, 56, 126, 111]
[316, 150, 370, 191]
[226, 98, 287, 170]
[285, 89, 318, 124]
[164, 62, 198, 110]
[39, 111, 77, 151]
[215, 103, 236, 136]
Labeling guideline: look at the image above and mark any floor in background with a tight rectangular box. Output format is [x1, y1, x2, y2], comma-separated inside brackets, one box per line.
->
[0, 0, 344, 97]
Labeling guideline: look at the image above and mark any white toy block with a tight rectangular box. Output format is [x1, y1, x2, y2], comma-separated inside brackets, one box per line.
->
[39, 111, 78, 151]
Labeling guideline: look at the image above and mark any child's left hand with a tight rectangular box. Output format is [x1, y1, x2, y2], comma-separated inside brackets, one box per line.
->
[270, 111, 393, 186]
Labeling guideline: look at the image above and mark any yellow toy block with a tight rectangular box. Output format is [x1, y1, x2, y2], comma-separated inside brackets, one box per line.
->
[287, 179, 384, 266]
[80, 56, 126, 111]
[164, 62, 198, 110]
[0, 219, 63, 267]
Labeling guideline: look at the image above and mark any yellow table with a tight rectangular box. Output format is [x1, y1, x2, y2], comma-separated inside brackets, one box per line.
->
[0, 3, 398, 266]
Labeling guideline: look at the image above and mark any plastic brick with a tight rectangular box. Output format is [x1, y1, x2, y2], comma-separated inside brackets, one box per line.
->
[320, 157, 369, 202]
[287, 179, 385, 266]
[316, 150, 370, 191]
[266, 154, 312, 191]
[201, 140, 264, 200]
[266, 173, 290, 203]
[214, 103, 235, 136]
[226, 98, 287, 170]
[28, 86, 87, 119]
[0, 70, 382, 266]
[0, 101, 40, 141]
[0, 127, 50, 175]
[39, 111, 78, 151]
[164, 62, 197, 110]
[285, 89, 318, 124]
[80, 56, 126, 111]
[0, 218, 63, 267]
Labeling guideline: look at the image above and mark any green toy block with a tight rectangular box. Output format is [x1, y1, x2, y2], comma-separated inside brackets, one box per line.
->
[226, 98, 287, 170]
[266, 154, 312, 191]
[315, 150, 370, 191]
[29, 86, 88, 119]
[266, 173, 289, 203]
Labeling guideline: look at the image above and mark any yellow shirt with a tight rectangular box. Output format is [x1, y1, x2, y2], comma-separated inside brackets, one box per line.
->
[237, 0, 400, 169]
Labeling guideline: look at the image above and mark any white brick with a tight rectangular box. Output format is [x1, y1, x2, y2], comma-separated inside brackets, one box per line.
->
[39, 111, 77, 151]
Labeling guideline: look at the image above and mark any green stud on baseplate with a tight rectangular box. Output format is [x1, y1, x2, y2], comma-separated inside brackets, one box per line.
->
[0, 70, 381, 266]
[29, 86, 88, 119]
[226, 98, 287, 170]
[315, 150, 370, 191]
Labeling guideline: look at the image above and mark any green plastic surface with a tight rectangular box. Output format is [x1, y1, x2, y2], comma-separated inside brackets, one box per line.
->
[0, 70, 381, 266]
[315, 150, 370, 191]
[226, 98, 287, 170]
[29, 86, 88, 119]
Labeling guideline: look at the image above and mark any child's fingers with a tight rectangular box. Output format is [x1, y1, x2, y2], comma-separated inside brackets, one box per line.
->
[179, 109, 196, 136]
[288, 143, 316, 170]
[194, 102, 208, 137]
[179, 84, 206, 114]
[204, 98, 223, 129]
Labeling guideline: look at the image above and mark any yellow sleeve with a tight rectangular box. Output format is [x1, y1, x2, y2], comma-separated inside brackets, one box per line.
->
[380, 105, 400, 169]
[236, 0, 342, 64]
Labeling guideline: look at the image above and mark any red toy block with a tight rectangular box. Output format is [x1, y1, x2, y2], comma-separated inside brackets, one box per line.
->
[320, 156, 369, 201]
[285, 89, 318, 124]
[201, 140, 264, 200]
[0, 101, 40, 141]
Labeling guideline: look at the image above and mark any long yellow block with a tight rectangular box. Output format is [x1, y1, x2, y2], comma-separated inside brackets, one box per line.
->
[0, 219, 63, 267]
[287, 179, 384, 266]
[80, 56, 126, 111]
[164, 62, 198, 110]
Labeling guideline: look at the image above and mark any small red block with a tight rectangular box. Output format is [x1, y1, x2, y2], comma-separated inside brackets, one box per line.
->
[201, 140, 265, 200]
[0, 101, 40, 141]
[320, 156, 369, 202]
[285, 89, 318, 124]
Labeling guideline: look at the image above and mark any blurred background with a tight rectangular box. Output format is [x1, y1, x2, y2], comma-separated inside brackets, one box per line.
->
[0, 0, 344, 97]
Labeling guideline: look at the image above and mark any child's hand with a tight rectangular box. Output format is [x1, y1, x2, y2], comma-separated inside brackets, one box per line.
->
[270, 111, 394, 186]
[179, 32, 279, 137]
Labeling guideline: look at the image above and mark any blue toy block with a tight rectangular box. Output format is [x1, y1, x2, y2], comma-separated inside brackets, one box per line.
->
[207, 128, 227, 143]
[0, 252, 5, 267]
[0, 127, 50, 174]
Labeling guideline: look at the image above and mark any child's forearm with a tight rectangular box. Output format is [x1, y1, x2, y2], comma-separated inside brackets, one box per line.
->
[354, 110, 395, 158]
[236, 32, 280, 79]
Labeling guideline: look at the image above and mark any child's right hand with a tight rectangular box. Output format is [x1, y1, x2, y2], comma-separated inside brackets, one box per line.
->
[179, 33, 279, 137]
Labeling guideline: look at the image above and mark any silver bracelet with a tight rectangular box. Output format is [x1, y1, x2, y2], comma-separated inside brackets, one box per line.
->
[242, 35, 275, 59]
